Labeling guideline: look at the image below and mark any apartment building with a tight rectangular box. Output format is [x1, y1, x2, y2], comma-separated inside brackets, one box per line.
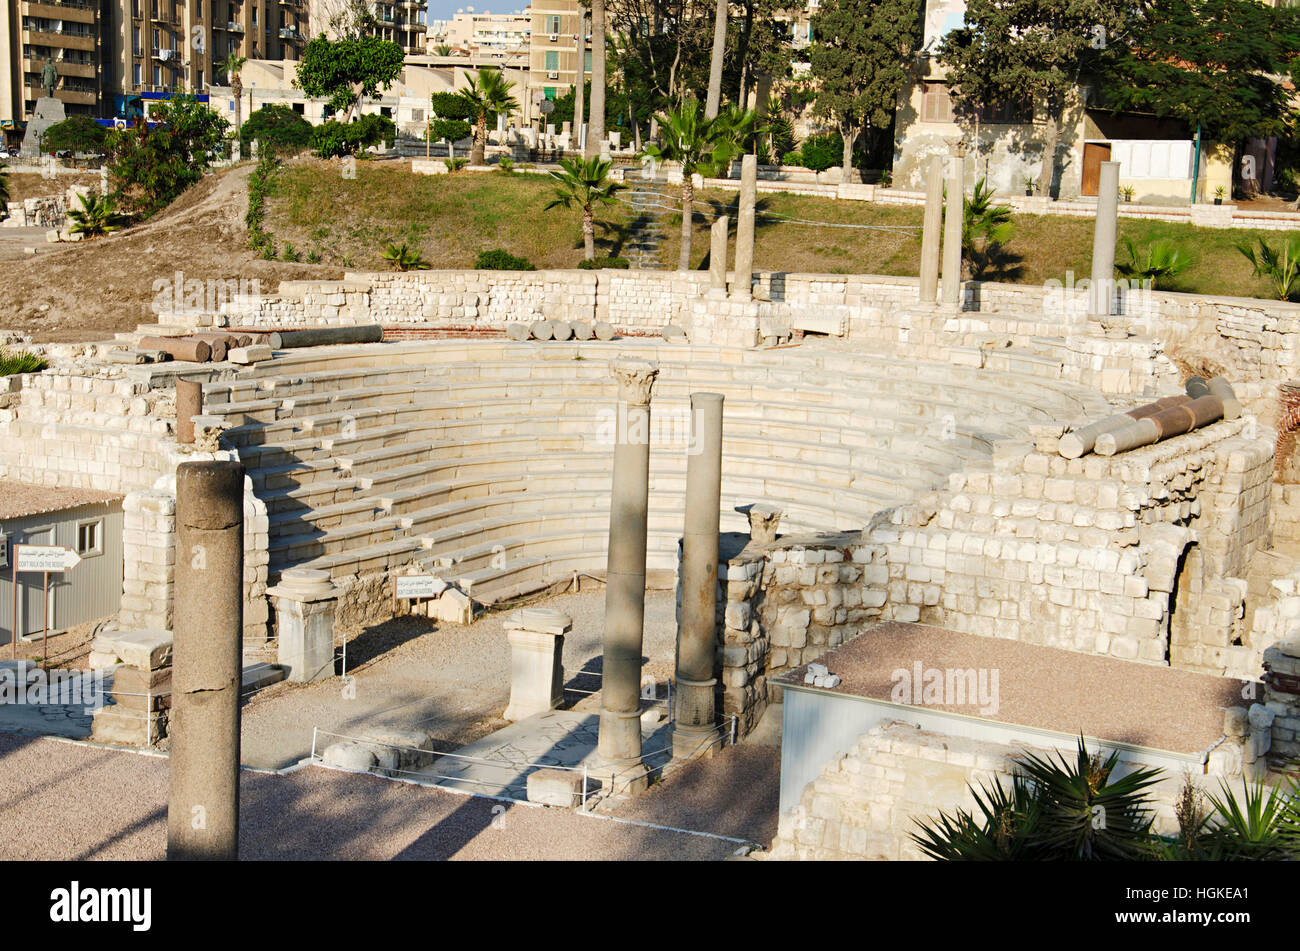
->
[431, 6, 530, 55]
[526, 0, 583, 109]
[104, 0, 308, 102]
[0, 0, 106, 124]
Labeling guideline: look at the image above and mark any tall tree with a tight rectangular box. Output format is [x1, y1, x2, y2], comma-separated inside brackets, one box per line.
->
[808, 0, 922, 184]
[545, 155, 627, 259]
[645, 97, 741, 269]
[459, 67, 518, 165]
[1104, 0, 1300, 190]
[587, 0, 609, 157]
[294, 34, 404, 123]
[220, 53, 247, 152]
[705, 0, 728, 118]
[939, 0, 1129, 198]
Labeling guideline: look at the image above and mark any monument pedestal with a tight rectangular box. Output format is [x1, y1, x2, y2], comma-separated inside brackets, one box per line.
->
[268, 568, 338, 683]
[19, 97, 66, 159]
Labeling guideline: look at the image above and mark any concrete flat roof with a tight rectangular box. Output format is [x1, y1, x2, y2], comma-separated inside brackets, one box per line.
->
[0, 481, 122, 521]
[777, 622, 1243, 755]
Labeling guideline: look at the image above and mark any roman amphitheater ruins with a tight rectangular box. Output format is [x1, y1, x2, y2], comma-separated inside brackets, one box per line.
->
[3, 156, 1300, 860]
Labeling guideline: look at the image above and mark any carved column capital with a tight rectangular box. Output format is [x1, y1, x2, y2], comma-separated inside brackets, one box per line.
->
[612, 358, 659, 405]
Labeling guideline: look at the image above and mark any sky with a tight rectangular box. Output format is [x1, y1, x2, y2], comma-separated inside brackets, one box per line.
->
[424, 1, 529, 22]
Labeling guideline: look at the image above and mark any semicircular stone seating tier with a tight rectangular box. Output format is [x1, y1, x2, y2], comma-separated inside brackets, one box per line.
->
[202, 341, 1110, 608]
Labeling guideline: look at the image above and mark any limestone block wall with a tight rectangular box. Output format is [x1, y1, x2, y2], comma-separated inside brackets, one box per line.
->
[1263, 640, 1300, 762]
[716, 420, 1276, 735]
[768, 720, 1192, 861]
[118, 468, 271, 643]
[0, 367, 177, 493]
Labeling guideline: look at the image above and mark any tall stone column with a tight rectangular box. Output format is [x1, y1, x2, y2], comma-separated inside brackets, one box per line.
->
[709, 215, 729, 292]
[730, 154, 757, 300]
[597, 358, 659, 791]
[674, 392, 724, 759]
[941, 153, 965, 307]
[919, 155, 943, 303]
[167, 460, 244, 861]
[1090, 160, 1121, 318]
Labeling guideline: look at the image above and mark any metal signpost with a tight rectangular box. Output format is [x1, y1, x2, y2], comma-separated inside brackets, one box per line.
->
[10, 544, 81, 664]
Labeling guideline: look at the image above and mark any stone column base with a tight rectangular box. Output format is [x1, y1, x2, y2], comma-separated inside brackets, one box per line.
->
[268, 568, 338, 683]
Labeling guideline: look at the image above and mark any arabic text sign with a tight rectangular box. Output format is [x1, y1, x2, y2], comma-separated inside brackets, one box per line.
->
[13, 545, 80, 573]
[395, 575, 446, 599]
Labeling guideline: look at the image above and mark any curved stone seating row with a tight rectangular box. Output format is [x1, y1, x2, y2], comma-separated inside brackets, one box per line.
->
[203, 340, 1107, 604]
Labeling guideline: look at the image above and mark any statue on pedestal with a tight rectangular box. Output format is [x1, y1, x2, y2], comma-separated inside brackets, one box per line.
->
[41, 59, 58, 98]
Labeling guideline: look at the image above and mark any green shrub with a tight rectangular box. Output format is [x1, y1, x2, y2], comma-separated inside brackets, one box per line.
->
[475, 249, 534, 271]
[430, 91, 473, 120]
[381, 241, 430, 271]
[577, 256, 630, 270]
[40, 116, 108, 155]
[245, 149, 281, 253]
[431, 119, 472, 142]
[796, 132, 843, 172]
[240, 104, 313, 153]
[781, 150, 803, 167]
[311, 113, 395, 158]
[0, 348, 48, 376]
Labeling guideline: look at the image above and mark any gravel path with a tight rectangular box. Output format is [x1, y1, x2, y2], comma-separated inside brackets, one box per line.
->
[0, 733, 741, 860]
[240, 588, 679, 769]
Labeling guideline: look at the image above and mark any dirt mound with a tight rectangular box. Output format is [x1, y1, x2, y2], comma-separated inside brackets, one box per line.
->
[0, 165, 341, 343]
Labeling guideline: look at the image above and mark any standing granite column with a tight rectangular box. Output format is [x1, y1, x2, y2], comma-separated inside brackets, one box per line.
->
[730, 154, 757, 300]
[1090, 160, 1121, 318]
[673, 392, 724, 759]
[168, 459, 244, 861]
[597, 358, 659, 791]
[941, 153, 965, 307]
[919, 155, 943, 303]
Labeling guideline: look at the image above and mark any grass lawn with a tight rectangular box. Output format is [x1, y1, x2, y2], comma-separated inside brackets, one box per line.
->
[265, 158, 1285, 300]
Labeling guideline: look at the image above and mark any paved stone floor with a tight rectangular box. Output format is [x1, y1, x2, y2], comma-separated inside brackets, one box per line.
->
[0, 732, 745, 860]
[399, 708, 674, 800]
[0, 661, 108, 740]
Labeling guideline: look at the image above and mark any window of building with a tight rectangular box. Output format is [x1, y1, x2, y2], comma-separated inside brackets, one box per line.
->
[252, 7, 257, 24]
[584, 50, 591, 73]
[921, 82, 953, 123]
[976, 99, 1033, 124]
[544, 50, 558, 71]
[197, 69, 204, 88]
[545, 14, 561, 33]
[0, 534, 8, 570]
[75, 519, 103, 558]
[153, 65, 162, 84]
[133, 63, 142, 86]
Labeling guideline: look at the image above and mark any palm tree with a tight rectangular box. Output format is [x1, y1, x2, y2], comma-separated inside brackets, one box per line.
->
[459, 68, 518, 166]
[586, 0, 607, 159]
[959, 178, 1015, 279]
[645, 97, 739, 270]
[381, 241, 430, 271]
[221, 53, 248, 153]
[1115, 237, 1190, 291]
[545, 155, 626, 260]
[911, 736, 1163, 860]
[67, 192, 128, 238]
[1238, 235, 1300, 302]
[704, 0, 728, 119]
[912, 734, 1300, 861]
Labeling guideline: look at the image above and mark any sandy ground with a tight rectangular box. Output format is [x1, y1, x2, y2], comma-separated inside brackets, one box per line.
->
[0, 732, 747, 860]
[0, 164, 339, 343]
[240, 587, 681, 769]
